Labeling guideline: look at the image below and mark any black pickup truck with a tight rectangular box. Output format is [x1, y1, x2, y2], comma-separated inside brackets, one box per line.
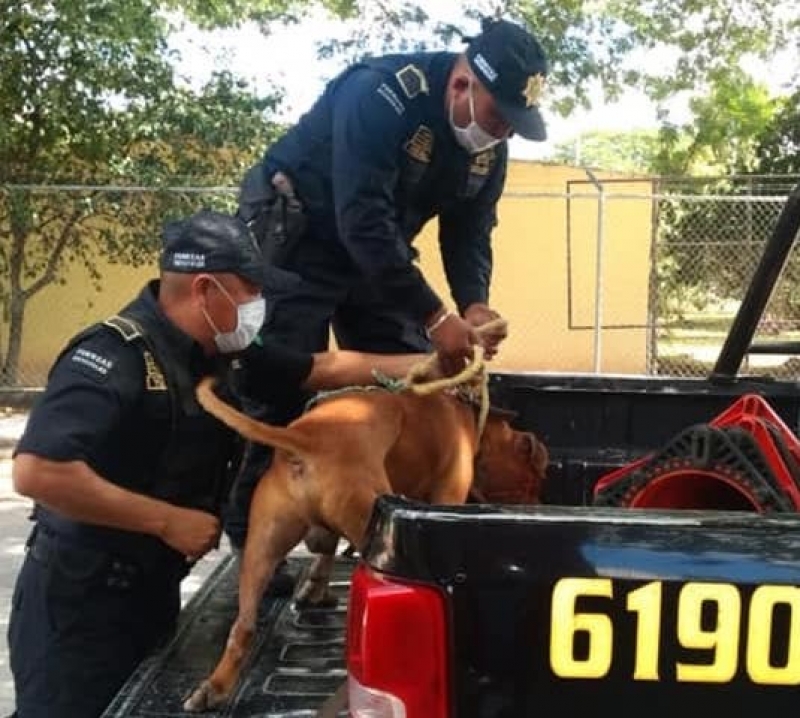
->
[105, 183, 800, 717]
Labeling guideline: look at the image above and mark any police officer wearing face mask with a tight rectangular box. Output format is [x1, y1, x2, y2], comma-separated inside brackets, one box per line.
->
[228, 17, 549, 549]
[6, 208, 436, 718]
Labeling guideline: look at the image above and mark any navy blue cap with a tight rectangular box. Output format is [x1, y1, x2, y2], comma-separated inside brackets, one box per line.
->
[465, 18, 548, 141]
[159, 209, 264, 288]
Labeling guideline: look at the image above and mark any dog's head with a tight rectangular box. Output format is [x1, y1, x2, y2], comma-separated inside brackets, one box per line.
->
[471, 406, 549, 505]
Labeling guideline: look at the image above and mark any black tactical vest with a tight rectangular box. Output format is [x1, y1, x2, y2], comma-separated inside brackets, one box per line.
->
[36, 292, 238, 562]
[106, 302, 237, 513]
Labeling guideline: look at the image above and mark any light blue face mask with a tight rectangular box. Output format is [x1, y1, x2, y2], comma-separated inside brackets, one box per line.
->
[449, 79, 503, 154]
[202, 277, 265, 353]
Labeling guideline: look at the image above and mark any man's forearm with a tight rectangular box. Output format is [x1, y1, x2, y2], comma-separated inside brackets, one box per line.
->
[13, 453, 174, 539]
[304, 350, 428, 391]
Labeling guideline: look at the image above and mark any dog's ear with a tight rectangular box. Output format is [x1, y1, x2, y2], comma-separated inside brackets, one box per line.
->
[517, 432, 549, 475]
[514, 431, 533, 457]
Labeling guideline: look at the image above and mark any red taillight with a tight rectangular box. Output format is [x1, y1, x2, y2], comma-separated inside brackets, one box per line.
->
[347, 563, 450, 718]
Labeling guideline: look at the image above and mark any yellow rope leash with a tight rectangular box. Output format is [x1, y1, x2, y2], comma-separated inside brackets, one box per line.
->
[403, 317, 507, 439]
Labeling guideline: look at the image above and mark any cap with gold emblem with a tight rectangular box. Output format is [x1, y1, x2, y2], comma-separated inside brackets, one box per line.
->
[465, 17, 549, 141]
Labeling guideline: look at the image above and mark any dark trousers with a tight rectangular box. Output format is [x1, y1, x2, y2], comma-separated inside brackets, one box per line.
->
[223, 240, 432, 548]
[8, 529, 181, 718]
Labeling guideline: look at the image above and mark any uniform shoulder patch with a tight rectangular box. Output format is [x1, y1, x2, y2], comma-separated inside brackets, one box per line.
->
[376, 81, 405, 116]
[67, 345, 116, 382]
[395, 64, 429, 99]
[404, 125, 434, 163]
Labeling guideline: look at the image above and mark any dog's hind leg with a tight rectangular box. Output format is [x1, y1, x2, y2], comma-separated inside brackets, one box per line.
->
[295, 526, 340, 608]
[183, 478, 308, 712]
[320, 470, 390, 553]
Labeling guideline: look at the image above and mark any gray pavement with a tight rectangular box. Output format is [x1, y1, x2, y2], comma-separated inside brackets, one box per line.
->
[0, 411, 32, 716]
[0, 411, 230, 716]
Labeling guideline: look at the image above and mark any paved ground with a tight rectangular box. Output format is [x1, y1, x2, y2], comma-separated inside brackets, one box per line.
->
[0, 411, 230, 716]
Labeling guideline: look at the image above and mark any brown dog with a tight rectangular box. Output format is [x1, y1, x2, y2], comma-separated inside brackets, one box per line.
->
[183, 376, 548, 712]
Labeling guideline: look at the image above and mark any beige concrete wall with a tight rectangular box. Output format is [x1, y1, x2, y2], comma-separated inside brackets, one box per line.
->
[11, 261, 156, 381]
[6, 162, 654, 383]
[415, 163, 654, 372]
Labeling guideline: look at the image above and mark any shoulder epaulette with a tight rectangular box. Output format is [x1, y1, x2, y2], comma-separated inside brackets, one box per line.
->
[103, 315, 143, 342]
[395, 64, 429, 99]
[103, 315, 167, 390]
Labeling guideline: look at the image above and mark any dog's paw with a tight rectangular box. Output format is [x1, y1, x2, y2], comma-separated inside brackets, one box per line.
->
[183, 679, 228, 713]
[294, 593, 340, 610]
[294, 579, 339, 609]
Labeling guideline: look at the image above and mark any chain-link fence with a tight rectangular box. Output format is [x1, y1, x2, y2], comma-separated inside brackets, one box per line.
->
[649, 175, 800, 378]
[2, 175, 800, 390]
[0, 183, 238, 388]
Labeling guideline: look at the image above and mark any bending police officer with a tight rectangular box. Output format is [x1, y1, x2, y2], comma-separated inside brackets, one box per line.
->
[229, 17, 550, 547]
[7, 209, 438, 718]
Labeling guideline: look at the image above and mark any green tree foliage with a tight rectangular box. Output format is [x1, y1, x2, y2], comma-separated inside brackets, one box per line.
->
[1, 0, 797, 384]
[653, 71, 779, 176]
[0, 1, 172, 183]
[0, 0, 286, 384]
[551, 130, 660, 173]
[306, 0, 795, 117]
[169, 0, 355, 29]
[752, 88, 800, 176]
[312, 1, 796, 188]
[648, 72, 795, 327]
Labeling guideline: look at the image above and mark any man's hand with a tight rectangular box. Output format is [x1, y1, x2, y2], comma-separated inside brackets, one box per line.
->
[11, 454, 223, 561]
[463, 303, 508, 360]
[426, 310, 477, 375]
[161, 507, 221, 561]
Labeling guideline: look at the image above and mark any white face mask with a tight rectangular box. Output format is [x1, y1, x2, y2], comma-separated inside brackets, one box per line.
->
[449, 79, 503, 154]
[202, 277, 265, 353]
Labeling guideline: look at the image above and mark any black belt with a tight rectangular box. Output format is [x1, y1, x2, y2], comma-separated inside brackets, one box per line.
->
[34, 507, 191, 573]
[26, 525, 183, 590]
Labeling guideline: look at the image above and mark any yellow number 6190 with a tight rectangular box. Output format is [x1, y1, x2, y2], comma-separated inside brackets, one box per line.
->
[550, 577, 800, 685]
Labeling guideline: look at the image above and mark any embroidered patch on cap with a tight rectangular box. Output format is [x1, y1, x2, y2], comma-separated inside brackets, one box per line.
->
[170, 251, 206, 270]
[395, 64, 429, 98]
[472, 53, 498, 83]
[522, 74, 545, 107]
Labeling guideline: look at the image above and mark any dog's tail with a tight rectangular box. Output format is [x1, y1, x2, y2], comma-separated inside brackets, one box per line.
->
[196, 376, 313, 455]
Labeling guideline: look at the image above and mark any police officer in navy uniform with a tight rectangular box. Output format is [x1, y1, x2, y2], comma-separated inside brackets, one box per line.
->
[227, 17, 549, 547]
[7, 209, 437, 718]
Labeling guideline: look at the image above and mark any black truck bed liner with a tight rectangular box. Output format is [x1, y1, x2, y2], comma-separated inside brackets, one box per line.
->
[103, 553, 353, 717]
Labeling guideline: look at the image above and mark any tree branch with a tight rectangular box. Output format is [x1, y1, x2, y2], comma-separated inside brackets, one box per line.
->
[22, 207, 83, 300]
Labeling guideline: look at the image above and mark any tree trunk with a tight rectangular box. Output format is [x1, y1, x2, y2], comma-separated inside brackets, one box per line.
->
[2, 296, 25, 386]
[3, 190, 28, 387]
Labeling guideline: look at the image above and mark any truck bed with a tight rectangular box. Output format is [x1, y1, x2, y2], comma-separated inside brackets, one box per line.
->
[488, 371, 800, 503]
[103, 371, 800, 717]
[103, 552, 352, 717]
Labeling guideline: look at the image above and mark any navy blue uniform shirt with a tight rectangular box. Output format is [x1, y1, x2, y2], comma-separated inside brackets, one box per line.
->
[16, 282, 313, 491]
[263, 51, 508, 320]
[15, 285, 195, 489]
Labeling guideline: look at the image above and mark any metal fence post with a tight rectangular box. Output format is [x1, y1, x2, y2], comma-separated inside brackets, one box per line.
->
[584, 168, 606, 374]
